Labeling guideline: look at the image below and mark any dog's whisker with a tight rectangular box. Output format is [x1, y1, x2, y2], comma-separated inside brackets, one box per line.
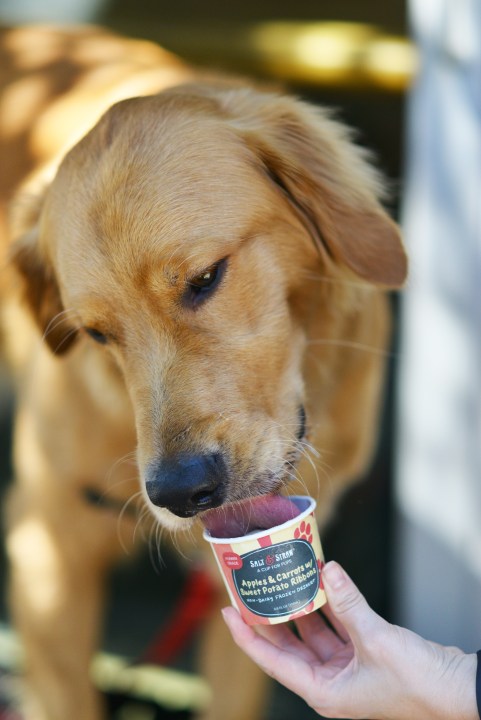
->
[156, 522, 167, 570]
[117, 490, 144, 555]
[303, 447, 334, 496]
[272, 460, 312, 499]
[264, 464, 286, 486]
[140, 508, 157, 543]
[182, 523, 197, 548]
[135, 491, 147, 516]
[45, 310, 78, 333]
[105, 451, 138, 485]
[132, 507, 151, 545]
[282, 472, 310, 499]
[137, 510, 153, 544]
[104, 475, 141, 498]
[30, 308, 77, 396]
[43, 310, 78, 342]
[148, 521, 161, 574]
[298, 439, 321, 459]
[264, 426, 327, 495]
[169, 527, 189, 562]
[52, 325, 81, 355]
[294, 446, 329, 488]
[93, 476, 140, 503]
[153, 521, 162, 572]
[266, 455, 299, 484]
[264, 421, 306, 433]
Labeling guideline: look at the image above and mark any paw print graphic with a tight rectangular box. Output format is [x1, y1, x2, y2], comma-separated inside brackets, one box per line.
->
[294, 520, 313, 544]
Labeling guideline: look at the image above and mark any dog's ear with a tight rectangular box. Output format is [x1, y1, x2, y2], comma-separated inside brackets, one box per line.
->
[10, 223, 78, 355]
[225, 91, 407, 287]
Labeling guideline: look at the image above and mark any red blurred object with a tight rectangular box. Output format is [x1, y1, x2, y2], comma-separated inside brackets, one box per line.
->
[0, 707, 23, 720]
[140, 564, 218, 666]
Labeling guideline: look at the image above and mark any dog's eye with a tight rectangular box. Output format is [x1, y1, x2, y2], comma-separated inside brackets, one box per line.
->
[190, 265, 219, 289]
[85, 328, 107, 344]
[186, 259, 227, 308]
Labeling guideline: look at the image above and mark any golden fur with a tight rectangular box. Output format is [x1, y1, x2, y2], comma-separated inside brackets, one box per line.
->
[0, 24, 406, 720]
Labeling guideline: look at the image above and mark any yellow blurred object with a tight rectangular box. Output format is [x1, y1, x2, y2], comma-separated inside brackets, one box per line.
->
[249, 22, 375, 85]
[91, 653, 212, 713]
[363, 36, 418, 90]
[110, 20, 419, 92]
[248, 22, 418, 90]
[0, 623, 212, 714]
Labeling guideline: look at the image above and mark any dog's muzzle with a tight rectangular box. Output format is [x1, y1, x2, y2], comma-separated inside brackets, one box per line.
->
[145, 453, 225, 518]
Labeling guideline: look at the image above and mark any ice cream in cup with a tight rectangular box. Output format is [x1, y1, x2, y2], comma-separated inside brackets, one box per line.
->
[203, 495, 326, 625]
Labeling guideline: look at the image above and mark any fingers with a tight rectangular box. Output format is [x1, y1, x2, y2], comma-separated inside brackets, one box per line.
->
[322, 562, 381, 644]
[256, 618, 320, 664]
[320, 600, 350, 643]
[221, 607, 317, 697]
[295, 611, 347, 662]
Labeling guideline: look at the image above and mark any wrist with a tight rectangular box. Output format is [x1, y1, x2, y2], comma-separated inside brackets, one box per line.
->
[453, 653, 478, 720]
[433, 652, 478, 720]
[398, 647, 478, 720]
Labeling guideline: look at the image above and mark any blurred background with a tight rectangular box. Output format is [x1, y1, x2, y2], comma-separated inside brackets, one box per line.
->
[0, 0, 480, 718]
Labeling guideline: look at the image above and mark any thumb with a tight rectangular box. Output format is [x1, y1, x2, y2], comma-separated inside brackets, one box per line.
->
[321, 561, 381, 644]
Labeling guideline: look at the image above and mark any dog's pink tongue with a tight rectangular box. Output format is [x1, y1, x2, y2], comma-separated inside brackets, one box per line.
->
[203, 494, 301, 539]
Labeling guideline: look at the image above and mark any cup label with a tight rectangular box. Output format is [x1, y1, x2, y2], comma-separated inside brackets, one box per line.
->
[232, 539, 319, 617]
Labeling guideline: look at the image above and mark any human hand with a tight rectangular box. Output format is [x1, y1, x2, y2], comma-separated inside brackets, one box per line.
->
[222, 561, 478, 720]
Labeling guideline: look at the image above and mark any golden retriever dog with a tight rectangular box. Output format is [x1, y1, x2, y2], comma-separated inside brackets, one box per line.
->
[0, 24, 406, 720]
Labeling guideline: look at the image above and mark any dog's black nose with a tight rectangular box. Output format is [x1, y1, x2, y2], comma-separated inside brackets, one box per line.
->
[145, 454, 225, 517]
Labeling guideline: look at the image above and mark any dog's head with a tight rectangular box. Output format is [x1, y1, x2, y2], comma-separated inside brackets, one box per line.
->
[11, 84, 406, 531]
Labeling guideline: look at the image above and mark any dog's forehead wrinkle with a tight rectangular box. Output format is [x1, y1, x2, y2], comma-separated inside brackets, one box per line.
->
[55, 111, 274, 256]
[101, 185, 256, 248]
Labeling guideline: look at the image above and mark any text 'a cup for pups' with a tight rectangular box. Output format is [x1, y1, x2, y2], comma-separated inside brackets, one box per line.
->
[203, 496, 326, 625]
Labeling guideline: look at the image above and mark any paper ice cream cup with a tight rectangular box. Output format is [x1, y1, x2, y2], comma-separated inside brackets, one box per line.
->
[203, 496, 326, 626]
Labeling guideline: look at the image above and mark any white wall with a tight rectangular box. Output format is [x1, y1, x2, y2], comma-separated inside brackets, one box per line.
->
[395, 0, 481, 652]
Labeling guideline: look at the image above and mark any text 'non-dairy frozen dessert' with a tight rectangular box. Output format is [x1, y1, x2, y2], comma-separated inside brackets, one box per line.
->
[203, 495, 326, 626]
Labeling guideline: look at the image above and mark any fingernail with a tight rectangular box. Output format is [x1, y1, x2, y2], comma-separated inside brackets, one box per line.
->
[221, 608, 229, 621]
[322, 561, 345, 589]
